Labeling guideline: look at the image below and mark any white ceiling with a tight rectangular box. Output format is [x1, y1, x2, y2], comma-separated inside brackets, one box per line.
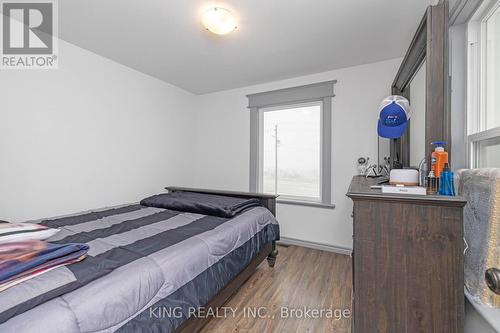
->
[59, 0, 435, 94]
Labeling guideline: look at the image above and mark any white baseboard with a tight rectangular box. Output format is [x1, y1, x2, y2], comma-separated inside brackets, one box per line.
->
[278, 237, 352, 255]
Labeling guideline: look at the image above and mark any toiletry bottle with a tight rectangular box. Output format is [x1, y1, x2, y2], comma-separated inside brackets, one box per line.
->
[431, 141, 449, 178]
[438, 163, 456, 196]
[418, 158, 428, 187]
[427, 170, 438, 195]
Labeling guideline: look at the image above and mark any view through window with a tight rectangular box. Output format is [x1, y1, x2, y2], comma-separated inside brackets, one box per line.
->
[261, 102, 321, 200]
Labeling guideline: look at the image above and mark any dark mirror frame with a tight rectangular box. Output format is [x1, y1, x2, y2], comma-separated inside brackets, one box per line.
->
[389, 0, 450, 169]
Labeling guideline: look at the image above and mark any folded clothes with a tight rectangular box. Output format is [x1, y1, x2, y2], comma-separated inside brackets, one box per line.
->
[0, 256, 84, 292]
[0, 240, 89, 284]
[0, 223, 59, 243]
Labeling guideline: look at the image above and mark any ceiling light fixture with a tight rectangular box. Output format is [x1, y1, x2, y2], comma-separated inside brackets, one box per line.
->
[202, 7, 237, 35]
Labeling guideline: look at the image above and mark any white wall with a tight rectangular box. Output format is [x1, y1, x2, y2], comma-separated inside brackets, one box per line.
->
[0, 40, 196, 222]
[191, 58, 401, 249]
[450, 23, 468, 170]
[465, 299, 496, 333]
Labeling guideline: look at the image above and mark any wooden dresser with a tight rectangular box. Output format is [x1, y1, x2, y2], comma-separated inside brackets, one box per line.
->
[346, 176, 466, 333]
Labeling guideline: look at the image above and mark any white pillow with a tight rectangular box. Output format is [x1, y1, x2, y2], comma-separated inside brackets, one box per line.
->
[0, 223, 60, 243]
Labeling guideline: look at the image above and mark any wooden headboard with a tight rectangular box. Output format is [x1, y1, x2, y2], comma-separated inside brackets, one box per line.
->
[165, 187, 278, 216]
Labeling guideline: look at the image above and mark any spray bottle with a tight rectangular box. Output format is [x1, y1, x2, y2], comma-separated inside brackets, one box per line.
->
[439, 163, 456, 196]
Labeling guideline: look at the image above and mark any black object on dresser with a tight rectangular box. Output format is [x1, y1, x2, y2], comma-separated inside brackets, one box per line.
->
[347, 176, 466, 333]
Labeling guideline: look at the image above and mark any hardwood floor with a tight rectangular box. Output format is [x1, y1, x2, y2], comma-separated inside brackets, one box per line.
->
[200, 245, 352, 333]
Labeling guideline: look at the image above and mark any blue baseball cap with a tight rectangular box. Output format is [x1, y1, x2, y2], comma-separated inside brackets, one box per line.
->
[377, 95, 411, 139]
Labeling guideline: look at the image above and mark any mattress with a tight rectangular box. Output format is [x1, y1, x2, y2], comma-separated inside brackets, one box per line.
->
[0, 203, 279, 332]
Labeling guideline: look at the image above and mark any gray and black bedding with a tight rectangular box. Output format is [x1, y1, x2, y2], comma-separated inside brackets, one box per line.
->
[0, 192, 280, 333]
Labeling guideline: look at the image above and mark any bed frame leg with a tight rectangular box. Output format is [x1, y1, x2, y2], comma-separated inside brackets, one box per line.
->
[267, 242, 278, 268]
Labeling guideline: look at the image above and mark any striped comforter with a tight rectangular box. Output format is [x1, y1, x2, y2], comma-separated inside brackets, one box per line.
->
[0, 203, 279, 332]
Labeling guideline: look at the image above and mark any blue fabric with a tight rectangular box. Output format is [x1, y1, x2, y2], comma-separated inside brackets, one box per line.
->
[0, 243, 89, 283]
[377, 101, 408, 138]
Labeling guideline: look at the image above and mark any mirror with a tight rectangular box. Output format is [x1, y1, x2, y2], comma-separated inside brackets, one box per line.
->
[378, 1, 450, 173]
[377, 13, 428, 173]
[377, 137, 390, 175]
[409, 61, 426, 168]
[377, 62, 426, 171]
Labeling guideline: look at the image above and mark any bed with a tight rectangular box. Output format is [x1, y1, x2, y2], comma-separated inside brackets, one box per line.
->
[0, 187, 279, 333]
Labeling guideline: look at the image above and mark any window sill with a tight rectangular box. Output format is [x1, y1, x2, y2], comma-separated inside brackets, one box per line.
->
[277, 199, 336, 209]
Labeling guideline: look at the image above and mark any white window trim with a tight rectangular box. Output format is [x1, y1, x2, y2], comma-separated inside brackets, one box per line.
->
[469, 127, 500, 167]
[467, 0, 500, 168]
[247, 81, 336, 208]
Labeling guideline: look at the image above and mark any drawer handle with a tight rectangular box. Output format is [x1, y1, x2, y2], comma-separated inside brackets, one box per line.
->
[485, 268, 500, 295]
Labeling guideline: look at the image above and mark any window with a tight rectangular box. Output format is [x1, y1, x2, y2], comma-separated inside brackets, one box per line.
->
[485, 5, 500, 130]
[261, 102, 322, 200]
[247, 81, 335, 207]
[475, 136, 500, 167]
[467, 0, 500, 167]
